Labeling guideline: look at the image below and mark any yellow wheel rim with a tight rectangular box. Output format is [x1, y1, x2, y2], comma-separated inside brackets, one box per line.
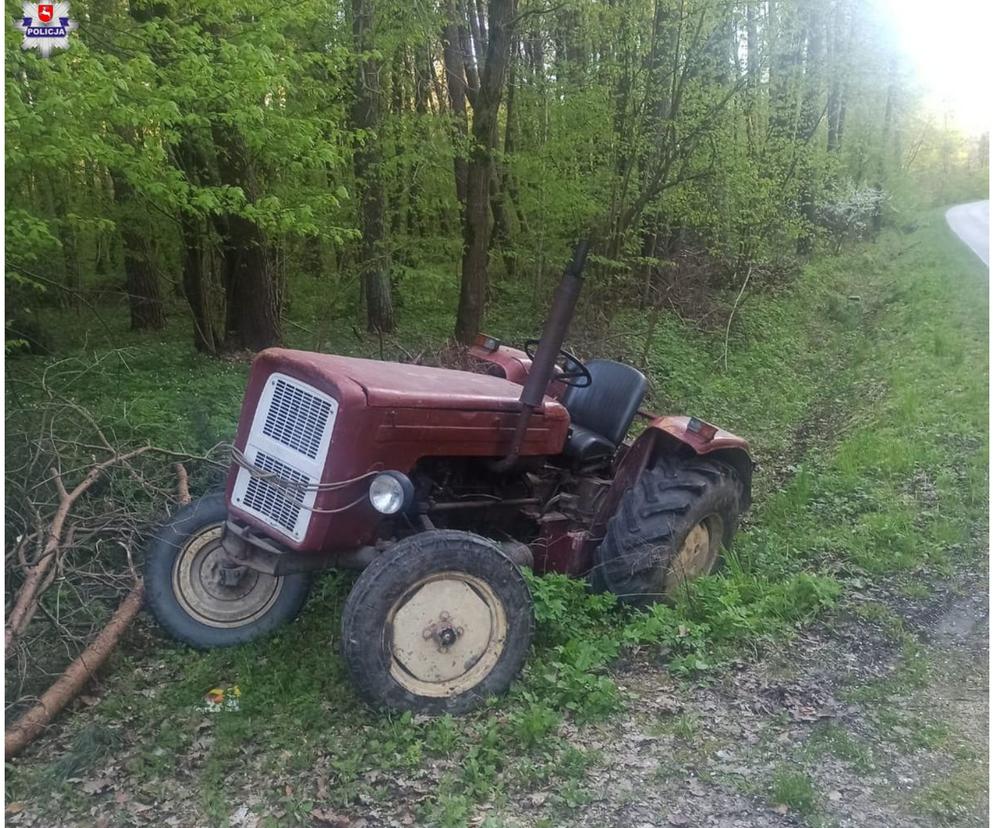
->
[172, 524, 283, 628]
[663, 516, 723, 596]
[387, 572, 508, 698]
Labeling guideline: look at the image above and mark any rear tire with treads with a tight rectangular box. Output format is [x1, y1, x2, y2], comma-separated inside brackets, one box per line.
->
[591, 458, 743, 605]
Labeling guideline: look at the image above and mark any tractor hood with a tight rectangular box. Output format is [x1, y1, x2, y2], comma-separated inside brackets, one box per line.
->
[337, 354, 531, 411]
[254, 348, 561, 414]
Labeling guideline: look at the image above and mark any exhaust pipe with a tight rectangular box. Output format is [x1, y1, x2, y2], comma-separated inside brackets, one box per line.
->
[493, 241, 589, 471]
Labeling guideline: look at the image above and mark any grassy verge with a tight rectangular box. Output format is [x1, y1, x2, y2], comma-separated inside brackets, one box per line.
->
[5, 209, 988, 826]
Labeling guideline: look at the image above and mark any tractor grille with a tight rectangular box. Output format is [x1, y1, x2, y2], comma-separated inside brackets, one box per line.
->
[231, 373, 338, 541]
[262, 377, 333, 460]
[240, 452, 309, 534]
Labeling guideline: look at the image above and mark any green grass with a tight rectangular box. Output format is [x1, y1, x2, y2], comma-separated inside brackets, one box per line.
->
[913, 760, 988, 825]
[769, 766, 819, 816]
[804, 722, 875, 772]
[5, 209, 988, 824]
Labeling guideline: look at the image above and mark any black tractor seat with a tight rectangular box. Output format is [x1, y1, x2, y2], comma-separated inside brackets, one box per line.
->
[560, 359, 648, 464]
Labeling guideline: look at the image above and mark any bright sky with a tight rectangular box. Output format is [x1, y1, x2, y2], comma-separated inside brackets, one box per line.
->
[876, 0, 992, 134]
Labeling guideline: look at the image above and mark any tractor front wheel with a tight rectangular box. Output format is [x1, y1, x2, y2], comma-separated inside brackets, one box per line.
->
[592, 458, 743, 605]
[341, 530, 534, 714]
[144, 494, 311, 648]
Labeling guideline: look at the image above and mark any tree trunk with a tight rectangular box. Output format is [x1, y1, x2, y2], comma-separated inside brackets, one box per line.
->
[826, 0, 851, 152]
[173, 133, 224, 352]
[212, 129, 282, 351]
[872, 56, 898, 233]
[443, 0, 470, 208]
[352, 0, 395, 333]
[454, 0, 517, 343]
[109, 171, 165, 331]
[180, 216, 218, 353]
[797, 5, 826, 254]
[458, 0, 481, 105]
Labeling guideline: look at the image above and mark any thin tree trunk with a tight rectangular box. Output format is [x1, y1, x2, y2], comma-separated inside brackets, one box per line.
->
[872, 56, 898, 233]
[180, 216, 218, 353]
[454, 0, 517, 343]
[443, 0, 470, 208]
[212, 129, 282, 351]
[351, 0, 395, 333]
[109, 171, 165, 331]
[797, 5, 826, 254]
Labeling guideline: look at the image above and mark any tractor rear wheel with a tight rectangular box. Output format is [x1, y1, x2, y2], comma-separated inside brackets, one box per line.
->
[341, 530, 534, 714]
[592, 458, 743, 605]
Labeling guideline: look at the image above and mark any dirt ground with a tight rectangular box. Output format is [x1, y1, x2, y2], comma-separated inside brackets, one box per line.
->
[482, 567, 989, 828]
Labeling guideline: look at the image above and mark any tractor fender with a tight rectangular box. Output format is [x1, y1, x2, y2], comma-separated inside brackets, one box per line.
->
[646, 416, 753, 507]
[588, 416, 752, 547]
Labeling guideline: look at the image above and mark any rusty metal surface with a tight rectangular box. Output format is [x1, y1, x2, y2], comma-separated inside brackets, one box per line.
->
[467, 343, 532, 385]
[532, 513, 591, 574]
[649, 414, 751, 454]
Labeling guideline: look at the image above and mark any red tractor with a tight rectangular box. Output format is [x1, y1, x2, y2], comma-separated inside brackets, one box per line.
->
[146, 244, 752, 713]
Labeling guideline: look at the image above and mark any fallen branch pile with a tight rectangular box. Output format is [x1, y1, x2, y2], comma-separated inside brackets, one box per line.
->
[5, 380, 223, 759]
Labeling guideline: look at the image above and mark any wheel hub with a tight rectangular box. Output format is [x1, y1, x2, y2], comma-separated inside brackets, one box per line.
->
[172, 524, 284, 628]
[423, 610, 464, 651]
[217, 563, 249, 588]
[387, 572, 507, 696]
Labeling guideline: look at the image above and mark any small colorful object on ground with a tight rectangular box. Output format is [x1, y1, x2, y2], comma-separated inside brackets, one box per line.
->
[198, 685, 241, 713]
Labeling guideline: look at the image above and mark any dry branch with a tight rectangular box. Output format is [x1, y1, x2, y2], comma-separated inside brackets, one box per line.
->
[4, 582, 145, 759]
[5, 447, 150, 659]
[5, 382, 229, 756]
[722, 265, 753, 373]
[175, 462, 192, 505]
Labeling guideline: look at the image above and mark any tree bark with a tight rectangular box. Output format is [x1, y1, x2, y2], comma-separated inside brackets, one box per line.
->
[352, 0, 395, 332]
[5, 583, 145, 759]
[109, 171, 165, 331]
[212, 129, 283, 351]
[454, 0, 517, 344]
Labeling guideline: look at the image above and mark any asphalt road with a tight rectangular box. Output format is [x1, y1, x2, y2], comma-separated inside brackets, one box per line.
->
[945, 200, 990, 266]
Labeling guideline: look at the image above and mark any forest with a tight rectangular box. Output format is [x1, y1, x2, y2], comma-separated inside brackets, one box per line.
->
[7, 0, 985, 354]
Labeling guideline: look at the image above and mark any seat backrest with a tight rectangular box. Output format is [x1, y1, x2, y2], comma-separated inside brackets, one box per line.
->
[561, 359, 648, 446]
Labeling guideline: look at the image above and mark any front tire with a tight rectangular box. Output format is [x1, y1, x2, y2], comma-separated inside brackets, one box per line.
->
[341, 530, 534, 715]
[144, 494, 311, 648]
[592, 458, 743, 605]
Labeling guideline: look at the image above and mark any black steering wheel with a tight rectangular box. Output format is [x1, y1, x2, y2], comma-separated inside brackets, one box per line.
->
[524, 339, 592, 388]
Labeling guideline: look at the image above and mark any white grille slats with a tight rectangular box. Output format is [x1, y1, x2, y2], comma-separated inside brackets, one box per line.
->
[241, 452, 309, 533]
[262, 377, 333, 460]
[231, 373, 339, 541]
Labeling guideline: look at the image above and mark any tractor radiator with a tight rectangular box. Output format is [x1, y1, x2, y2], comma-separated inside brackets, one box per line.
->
[231, 373, 338, 541]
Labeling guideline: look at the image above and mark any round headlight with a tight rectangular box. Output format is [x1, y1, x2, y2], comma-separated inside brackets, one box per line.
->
[369, 472, 412, 515]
